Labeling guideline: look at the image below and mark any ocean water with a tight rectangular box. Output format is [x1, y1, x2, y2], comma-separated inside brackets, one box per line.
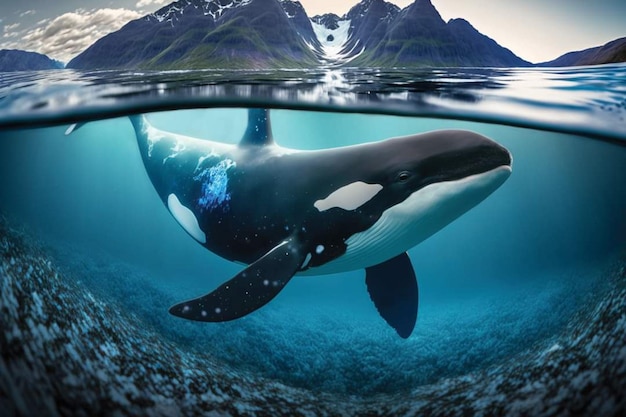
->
[1, 65, 626, 416]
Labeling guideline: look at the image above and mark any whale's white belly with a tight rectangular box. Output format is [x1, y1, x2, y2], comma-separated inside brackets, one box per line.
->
[298, 166, 511, 276]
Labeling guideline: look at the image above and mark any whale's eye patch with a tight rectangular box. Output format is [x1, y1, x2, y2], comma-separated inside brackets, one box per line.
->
[397, 171, 412, 182]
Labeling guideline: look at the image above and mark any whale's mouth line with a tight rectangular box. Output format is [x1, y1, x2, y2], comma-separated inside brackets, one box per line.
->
[417, 146, 512, 196]
[455, 145, 512, 176]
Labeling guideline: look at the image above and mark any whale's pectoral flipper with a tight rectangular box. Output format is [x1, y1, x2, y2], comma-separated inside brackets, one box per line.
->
[366, 253, 418, 339]
[169, 238, 307, 322]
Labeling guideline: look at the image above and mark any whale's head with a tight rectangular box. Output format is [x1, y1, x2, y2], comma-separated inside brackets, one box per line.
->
[318, 129, 513, 272]
[377, 129, 512, 206]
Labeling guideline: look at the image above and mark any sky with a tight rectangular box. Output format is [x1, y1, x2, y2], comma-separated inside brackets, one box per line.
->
[0, 0, 624, 64]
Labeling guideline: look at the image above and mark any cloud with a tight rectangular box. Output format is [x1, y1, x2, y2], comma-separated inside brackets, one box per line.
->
[19, 10, 36, 18]
[0, 8, 142, 63]
[3, 23, 21, 37]
[136, 0, 169, 8]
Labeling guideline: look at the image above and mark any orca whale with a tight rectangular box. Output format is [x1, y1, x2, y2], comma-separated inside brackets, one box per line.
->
[72, 109, 512, 338]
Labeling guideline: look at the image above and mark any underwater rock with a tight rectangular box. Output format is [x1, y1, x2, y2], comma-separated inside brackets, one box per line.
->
[1, 217, 625, 416]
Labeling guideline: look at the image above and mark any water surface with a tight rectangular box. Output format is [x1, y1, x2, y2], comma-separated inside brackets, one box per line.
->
[0, 64, 625, 416]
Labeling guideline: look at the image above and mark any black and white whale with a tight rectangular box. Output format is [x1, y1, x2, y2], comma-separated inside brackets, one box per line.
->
[71, 109, 512, 338]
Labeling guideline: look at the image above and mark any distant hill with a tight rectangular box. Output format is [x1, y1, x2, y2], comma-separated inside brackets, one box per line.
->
[540, 37, 626, 67]
[67, 0, 530, 70]
[0, 49, 64, 72]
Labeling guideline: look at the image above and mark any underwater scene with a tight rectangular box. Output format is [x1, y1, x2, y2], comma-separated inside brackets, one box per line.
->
[1, 65, 626, 416]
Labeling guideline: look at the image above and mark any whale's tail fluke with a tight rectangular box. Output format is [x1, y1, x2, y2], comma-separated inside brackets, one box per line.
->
[64, 114, 147, 140]
[64, 122, 86, 136]
[65, 115, 157, 165]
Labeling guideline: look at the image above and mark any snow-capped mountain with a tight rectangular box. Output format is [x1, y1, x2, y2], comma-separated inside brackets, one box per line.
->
[147, 0, 252, 23]
[308, 0, 402, 65]
[311, 0, 529, 67]
[68, 0, 319, 69]
[279, 0, 320, 48]
[67, 0, 529, 70]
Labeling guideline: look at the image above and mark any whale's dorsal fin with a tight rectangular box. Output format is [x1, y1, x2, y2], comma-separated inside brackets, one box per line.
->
[239, 108, 274, 147]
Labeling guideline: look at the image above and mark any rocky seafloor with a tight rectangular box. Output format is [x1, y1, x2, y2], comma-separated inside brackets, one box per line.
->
[1, 217, 626, 417]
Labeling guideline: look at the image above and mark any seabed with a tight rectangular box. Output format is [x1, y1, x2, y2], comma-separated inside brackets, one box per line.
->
[1, 216, 625, 416]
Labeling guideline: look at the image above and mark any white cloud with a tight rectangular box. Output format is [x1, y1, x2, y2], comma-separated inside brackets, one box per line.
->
[136, 0, 169, 8]
[0, 8, 142, 63]
[3, 23, 21, 40]
[19, 10, 36, 18]
[3, 23, 21, 34]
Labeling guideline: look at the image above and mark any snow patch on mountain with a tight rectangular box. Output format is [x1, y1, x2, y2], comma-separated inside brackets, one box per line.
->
[205, 0, 252, 20]
[310, 19, 362, 64]
[280, 0, 297, 18]
[151, 0, 252, 24]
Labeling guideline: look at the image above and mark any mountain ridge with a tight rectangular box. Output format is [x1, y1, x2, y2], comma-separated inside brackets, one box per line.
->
[0, 49, 64, 72]
[349, 0, 528, 67]
[69, 0, 320, 70]
[65, 0, 622, 70]
[540, 37, 626, 67]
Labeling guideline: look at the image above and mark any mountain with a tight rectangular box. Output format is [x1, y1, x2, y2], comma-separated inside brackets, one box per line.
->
[68, 0, 320, 70]
[68, 0, 529, 70]
[0, 49, 64, 72]
[540, 37, 626, 67]
[346, 0, 529, 67]
[342, 0, 401, 58]
[308, 0, 528, 67]
[281, 0, 320, 47]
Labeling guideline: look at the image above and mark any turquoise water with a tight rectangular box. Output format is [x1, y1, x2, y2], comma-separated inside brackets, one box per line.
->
[1, 66, 625, 415]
